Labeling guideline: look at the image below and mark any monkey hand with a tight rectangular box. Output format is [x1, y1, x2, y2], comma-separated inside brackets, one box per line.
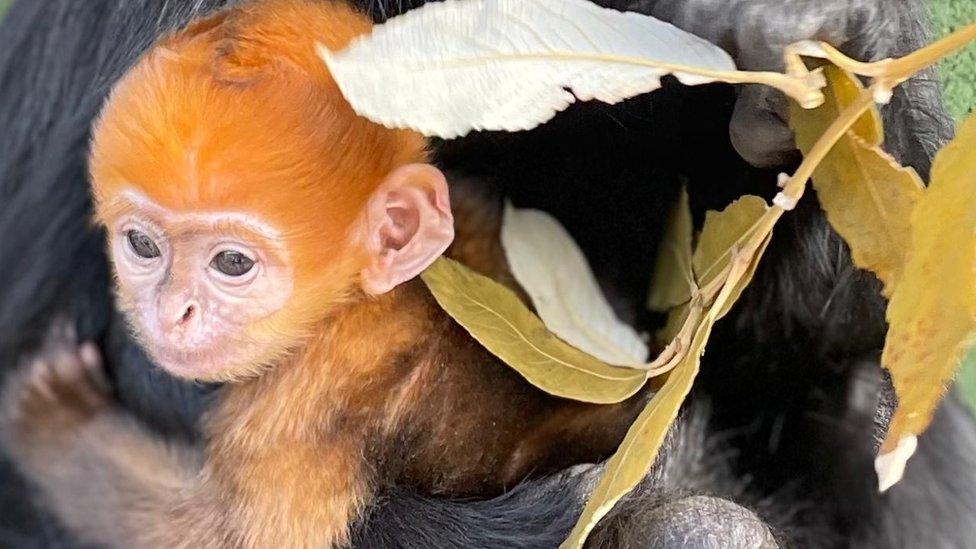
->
[0, 319, 113, 462]
[718, 0, 887, 169]
[622, 0, 887, 167]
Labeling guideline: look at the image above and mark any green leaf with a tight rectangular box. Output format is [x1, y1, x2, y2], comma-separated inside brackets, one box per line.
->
[421, 257, 648, 404]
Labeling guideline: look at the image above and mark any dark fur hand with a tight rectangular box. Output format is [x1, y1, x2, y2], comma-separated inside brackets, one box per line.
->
[606, 0, 890, 168]
[1, 320, 112, 459]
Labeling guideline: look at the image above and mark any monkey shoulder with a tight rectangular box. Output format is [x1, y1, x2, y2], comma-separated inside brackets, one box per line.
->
[384, 267, 643, 497]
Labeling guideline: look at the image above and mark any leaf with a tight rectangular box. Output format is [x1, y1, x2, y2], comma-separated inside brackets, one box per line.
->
[560, 224, 777, 549]
[789, 24, 976, 101]
[563, 232, 765, 549]
[647, 187, 695, 312]
[562, 316, 713, 549]
[646, 194, 773, 373]
[650, 300, 703, 376]
[651, 193, 774, 333]
[780, 26, 976, 491]
[319, 0, 824, 139]
[657, 301, 692, 348]
[501, 203, 649, 366]
[421, 257, 647, 404]
[691, 195, 770, 296]
[791, 62, 882, 145]
[875, 434, 917, 493]
[712, 231, 773, 321]
[879, 112, 976, 455]
[789, 65, 924, 295]
[708, 246, 766, 325]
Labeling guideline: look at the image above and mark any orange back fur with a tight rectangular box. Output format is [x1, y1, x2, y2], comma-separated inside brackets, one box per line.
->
[90, 0, 427, 343]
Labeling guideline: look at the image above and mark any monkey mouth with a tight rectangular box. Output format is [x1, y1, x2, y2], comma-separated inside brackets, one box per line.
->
[149, 344, 235, 381]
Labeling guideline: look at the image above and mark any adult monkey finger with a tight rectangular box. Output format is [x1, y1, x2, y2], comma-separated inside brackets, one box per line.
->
[597, 0, 901, 168]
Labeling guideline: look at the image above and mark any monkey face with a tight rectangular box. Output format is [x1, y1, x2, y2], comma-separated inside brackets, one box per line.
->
[84, 3, 450, 383]
[106, 189, 295, 381]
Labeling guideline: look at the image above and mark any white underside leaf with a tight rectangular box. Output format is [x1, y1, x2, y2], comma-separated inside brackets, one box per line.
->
[320, 0, 736, 138]
[501, 203, 649, 366]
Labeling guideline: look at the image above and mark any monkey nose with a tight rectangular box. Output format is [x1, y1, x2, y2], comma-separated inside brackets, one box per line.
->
[178, 304, 195, 325]
[162, 300, 200, 331]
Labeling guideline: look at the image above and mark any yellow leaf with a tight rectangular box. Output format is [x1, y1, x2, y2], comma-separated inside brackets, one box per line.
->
[789, 24, 976, 100]
[691, 195, 770, 296]
[789, 65, 924, 294]
[708, 244, 765, 324]
[647, 187, 695, 312]
[647, 194, 774, 374]
[712, 231, 773, 321]
[880, 112, 976, 454]
[791, 63, 882, 145]
[421, 257, 648, 404]
[563, 248, 759, 549]
[657, 301, 692, 349]
[647, 301, 704, 377]
[562, 317, 713, 549]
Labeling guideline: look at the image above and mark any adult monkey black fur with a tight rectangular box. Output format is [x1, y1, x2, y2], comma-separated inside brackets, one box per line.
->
[0, 1, 973, 548]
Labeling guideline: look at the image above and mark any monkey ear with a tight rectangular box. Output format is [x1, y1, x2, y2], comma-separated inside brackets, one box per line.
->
[359, 164, 454, 295]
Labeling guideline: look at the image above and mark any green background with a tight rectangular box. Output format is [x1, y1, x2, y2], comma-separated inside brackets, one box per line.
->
[932, 0, 976, 121]
[0, 0, 974, 409]
[930, 0, 976, 411]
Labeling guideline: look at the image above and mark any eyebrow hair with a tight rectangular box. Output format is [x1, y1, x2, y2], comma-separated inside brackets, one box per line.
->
[116, 188, 284, 241]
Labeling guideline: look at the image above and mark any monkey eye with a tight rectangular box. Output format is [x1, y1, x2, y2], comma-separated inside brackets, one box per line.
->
[126, 230, 161, 259]
[211, 250, 255, 277]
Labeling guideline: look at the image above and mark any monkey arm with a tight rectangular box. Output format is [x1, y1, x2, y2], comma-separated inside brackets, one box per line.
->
[13, 412, 211, 548]
[0, 337, 223, 548]
[615, 0, 888, 67]
[1, 333, 371, 549]
[595, 0, 942, 170]
[24, 415, 367, 549]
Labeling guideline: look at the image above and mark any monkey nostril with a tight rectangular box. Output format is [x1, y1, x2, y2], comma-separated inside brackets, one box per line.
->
[179, 305, 195, 325]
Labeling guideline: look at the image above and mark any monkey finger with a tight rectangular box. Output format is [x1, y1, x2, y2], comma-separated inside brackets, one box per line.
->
[37, 318, 93, 389]
[729, 85, 799, 169]
[1, 357, 62, 425]
[43, 316, 78, 351]
[45, 348, 108, 411]
[78, 342, 112, 400]
[40, 318, 84, 375]
[26, 357, 58, 404]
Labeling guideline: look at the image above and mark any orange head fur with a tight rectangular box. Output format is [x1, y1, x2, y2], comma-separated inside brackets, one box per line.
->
[90, 0, 429, 378]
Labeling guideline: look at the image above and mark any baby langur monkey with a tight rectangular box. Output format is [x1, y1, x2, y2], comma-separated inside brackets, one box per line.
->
[0, 1, 644, 547]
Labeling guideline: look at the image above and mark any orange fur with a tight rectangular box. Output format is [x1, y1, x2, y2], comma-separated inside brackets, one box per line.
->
[0, 2, 646, 547]
[91, 0, 426, 353]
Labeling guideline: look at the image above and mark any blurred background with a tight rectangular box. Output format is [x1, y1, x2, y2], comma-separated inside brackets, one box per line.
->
[1, 0, 975, 410]
[930, 0, 976, 412]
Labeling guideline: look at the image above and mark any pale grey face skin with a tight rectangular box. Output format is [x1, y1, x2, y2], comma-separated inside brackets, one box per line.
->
[108, 190, 294, 380]
[107, 164, 454, 381]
